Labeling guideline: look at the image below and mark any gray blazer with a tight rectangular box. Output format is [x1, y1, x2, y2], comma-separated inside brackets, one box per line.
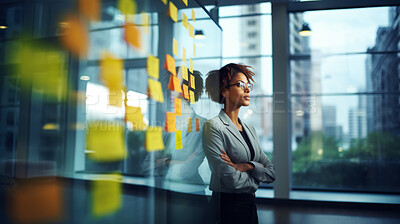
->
[202, 110, 275, 194]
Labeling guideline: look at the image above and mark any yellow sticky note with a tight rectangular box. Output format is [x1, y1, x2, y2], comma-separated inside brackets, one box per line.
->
[196, 118, 200, 132]
[118, 0, 137, 16]
[145, 126, 165, 151]
[182, 65, 188, 81]
[100, 52, 123, 90]
[182, 13, 188, 29]
[148, 78, 164, 103]
[193, 43, 196, 58]
[126, 106, 147, 130]
[161, 0, 167, 5]
[182, 0, 188, 7]
[124, 22, 141, 49]
[189, 58, 193, 73]
[92, 175, 122, 217]
[79, 0, 101, 21]
[168, 2, 178, 23]
[189, 90, 195, 104]
[188, 23, 194, 38]
[188, 117, 192, 132]
[175, 98, 182, 116]
[147, 55, 159, 79]
[176, 130, 183, 150]
[182, 84, 189, 100]
[182, 47, 186, 64]
[190, 74, 195, 89]
[60, 14, 89, 57]
[173, 38, 178, 56]
[192, 9, 195, 22]
[86, 121, 126, 162]
[166, 112, 176, 132]
[164, 54, 177, 76]
[141, 12, 150, 34]
[168, 75, 182, 93]
[109, 88, 124, 107]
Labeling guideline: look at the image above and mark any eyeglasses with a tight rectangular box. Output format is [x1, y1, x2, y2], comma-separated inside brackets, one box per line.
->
[227, 81, 253, 91]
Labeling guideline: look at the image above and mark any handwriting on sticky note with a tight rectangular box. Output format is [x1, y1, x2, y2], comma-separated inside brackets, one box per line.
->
[145, 126, 165, 151]
[168, 75, 182, 93]
[100, 52, 123, 90]
[166, 112, 176, 132]
[164, 54, 177, 76]
[182, 84, 189, 100]
[147, 55, 159, 79]
[176, 130, 183, 149]
[148, 78, 164, 103]
[173, 38, 178, 56]
[126, 106, 147, 130]
[182, 65, 188, 81]
[189, 90, 195, 104]
[182, 47, 186, 64]
[196, 118, 200, 131]
[118, 0, 137, 16]
[189, 58, 193, 73]
[86, 121, 126, 162]
[182, 13, 188, 29]
[175, 98, 182, 116]
[188, 117, 192, 132]
[92, 177, 122, 217]
[190, 74, 195, 89]
[168, 2, 178, 22]
[188, 23, 194, 38]
[124, 22, 141, 49]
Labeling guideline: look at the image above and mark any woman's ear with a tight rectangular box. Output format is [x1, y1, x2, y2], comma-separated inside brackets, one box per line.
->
[222, 88, 229, 98]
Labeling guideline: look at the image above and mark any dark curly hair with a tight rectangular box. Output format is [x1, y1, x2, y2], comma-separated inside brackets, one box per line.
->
[205, 63, 255, 104]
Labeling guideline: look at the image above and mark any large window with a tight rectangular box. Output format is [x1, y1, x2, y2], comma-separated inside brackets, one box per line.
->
[290, 6, 400, 192]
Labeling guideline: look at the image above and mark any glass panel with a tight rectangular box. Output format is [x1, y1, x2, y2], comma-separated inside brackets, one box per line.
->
[219, 2, 271, 17]
[291, 94, 400, 192]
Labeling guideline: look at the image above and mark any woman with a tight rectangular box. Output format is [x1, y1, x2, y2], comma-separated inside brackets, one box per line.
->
[203, 63, 275, 224]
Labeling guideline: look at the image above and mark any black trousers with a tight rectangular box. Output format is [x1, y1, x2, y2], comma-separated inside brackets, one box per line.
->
[210, 192, 259, 224]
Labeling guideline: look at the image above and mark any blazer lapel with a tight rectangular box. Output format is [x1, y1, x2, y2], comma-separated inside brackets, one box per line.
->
[218, 110, 249, 158]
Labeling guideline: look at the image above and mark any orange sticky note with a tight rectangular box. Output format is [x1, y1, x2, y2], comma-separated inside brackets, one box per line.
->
[192, 9, 195, 22]
[175, 98, 182, 116]
[188, 117, 192, 132]
[148, 78, 164, 103]
[173, 38, 178, 56]
[182, 65, 188, 81]
[182, 0, 188, 7]
[141, 12, 150, 34]
[92, 175, 122, 217]
[182, 47, 186, 64]
[9, 179, 63, 224]
[118, 0, 137, 16]
[188, 23, 194, 38]
[190, 74, 195, 89]
[79, 0, 101, 21]
[189, 90, 195, 104]
[166, 112, 176, 132]
[164, 54, 177, 76]
[193, 43, 196, 58]
[196, 118, 200, 132]
[109, 88, 124, 107]
[168, 75, 182, 93]
[147, 55, 159, 79]
[86, 121, 126, 162]
[100, 52, 123, 90]
[125, 22, 141, 49]
[176, 130, 183, 150]
[182, 84, 189, 100]
[182, 13, 188, 29]
[126, 106, 147, 130]
[145, 126, 165, 151]
[60, 15, 88, 57]
[189, 58, 193, 73]
[168, 1, 178, 22]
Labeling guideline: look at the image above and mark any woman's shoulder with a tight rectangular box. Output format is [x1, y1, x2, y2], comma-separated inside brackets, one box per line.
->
[204, 116, 224, 131]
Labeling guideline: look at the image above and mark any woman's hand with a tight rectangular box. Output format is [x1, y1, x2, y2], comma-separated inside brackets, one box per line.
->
[220, 150, 254, 172]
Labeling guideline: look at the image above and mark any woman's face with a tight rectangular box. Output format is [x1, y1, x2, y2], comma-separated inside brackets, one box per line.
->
[223, 72, 251, 108]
